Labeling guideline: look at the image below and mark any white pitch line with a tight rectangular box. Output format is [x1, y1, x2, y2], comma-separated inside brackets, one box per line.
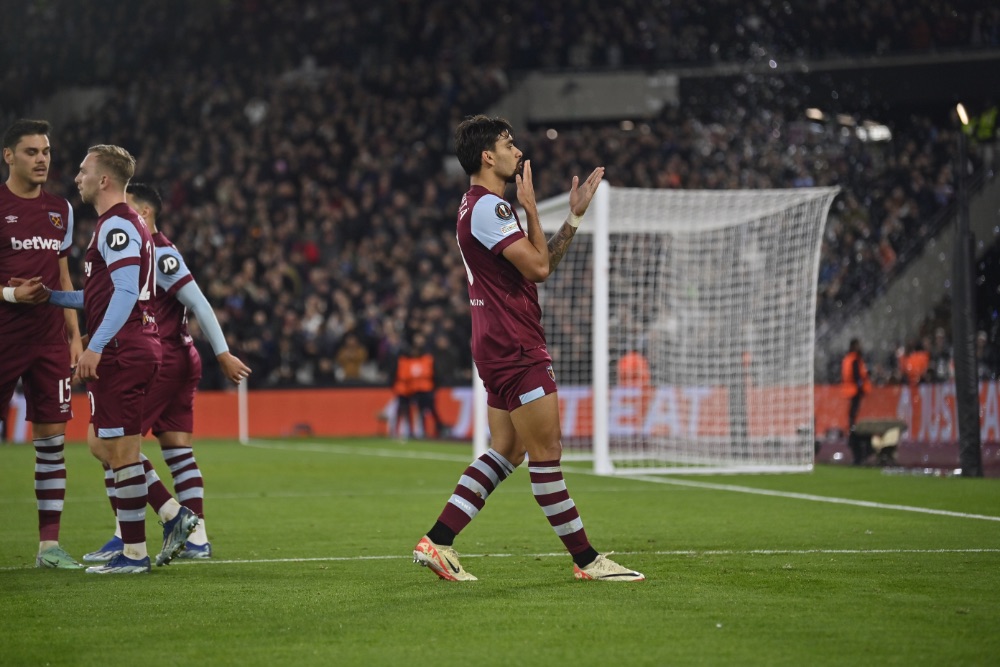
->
[629, 475, 1000, 522]
[3, 548, 999, 571]
[244, 439, 1000, 523]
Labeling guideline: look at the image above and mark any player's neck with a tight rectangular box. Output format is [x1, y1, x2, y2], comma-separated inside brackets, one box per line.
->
[5, 177, 42, 199]
[471, 173, 508, 199]
[94, 191, 126, 217]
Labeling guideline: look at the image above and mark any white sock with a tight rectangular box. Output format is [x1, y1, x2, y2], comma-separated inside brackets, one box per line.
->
[158, 498, 182, 523]
[123, 543, 148, 560]
[188, 519, 208, 545]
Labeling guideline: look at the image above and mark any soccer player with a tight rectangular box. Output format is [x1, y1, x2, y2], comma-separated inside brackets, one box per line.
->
[412, 115, 644, 582]
[1, 119, 83, 569]
[81, 182, 251, 563]
[16, 145, 198, 574]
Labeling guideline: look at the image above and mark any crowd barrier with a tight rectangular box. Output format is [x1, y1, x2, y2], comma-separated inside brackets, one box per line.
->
[4, 382, 999, 450]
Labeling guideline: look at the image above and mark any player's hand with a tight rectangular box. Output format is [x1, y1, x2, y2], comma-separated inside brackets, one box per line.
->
[9, 277, 50, 304]
[68, 334, 84, 368]
[515, 159, 537, 213]
[218, 351, 252, 385]
[74, 349, 101, 383]
[568, 166, 606, 218]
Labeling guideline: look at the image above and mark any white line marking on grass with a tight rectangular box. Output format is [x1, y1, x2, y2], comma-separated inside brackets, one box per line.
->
[630, 475, 1000, 522]
[3, 548, 999, 571]
[243, 439, 1000, 523]
[0, 549, 1000, 572]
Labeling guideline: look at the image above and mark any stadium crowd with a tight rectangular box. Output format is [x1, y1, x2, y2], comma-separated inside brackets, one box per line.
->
[3, 0, 997, 389]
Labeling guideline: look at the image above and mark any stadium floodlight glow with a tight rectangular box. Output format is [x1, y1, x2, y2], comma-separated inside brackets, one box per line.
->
[805, 108, 824, 121]
[857, 120, 892, 143]
[956, 103, 969, 126]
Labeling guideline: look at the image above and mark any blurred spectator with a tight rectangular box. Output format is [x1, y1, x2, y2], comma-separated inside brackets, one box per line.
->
[897, 339, 930, 387]
[2, 0, 992, 392]
[410, 333, 448, 438]
[335, 332, 369, 384]
[976, 330, 999, 380]
[930, 327, 954, 382]
[617, 348, 651, 388]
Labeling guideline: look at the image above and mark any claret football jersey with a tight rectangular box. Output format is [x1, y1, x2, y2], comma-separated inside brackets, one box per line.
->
[150, 231, 195, 345]
[456, 185, 549, 366]
[83, 202, 158, 349]
[0, 184, 74, 344]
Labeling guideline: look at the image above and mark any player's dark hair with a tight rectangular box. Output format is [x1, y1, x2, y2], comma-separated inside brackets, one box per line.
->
[454, 114, 514, 176]
[2, 119, 51, 152]
[127, 182, 163, 217]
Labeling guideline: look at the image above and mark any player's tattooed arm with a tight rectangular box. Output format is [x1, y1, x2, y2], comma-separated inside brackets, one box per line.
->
[547, 222, 577, 273]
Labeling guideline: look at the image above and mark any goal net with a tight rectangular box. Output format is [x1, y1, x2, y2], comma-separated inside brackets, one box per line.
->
[473, 184, 838, 474]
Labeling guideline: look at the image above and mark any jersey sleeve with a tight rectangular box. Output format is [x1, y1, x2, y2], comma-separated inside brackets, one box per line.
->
[470, 194, 524, 255]
[59, 201, 75, 256]
[155, 245, 194, 296]
[97, 216, 143, 271]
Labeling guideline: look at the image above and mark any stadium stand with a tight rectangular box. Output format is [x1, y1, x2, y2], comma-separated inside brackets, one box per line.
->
[2, 0, 997, 388]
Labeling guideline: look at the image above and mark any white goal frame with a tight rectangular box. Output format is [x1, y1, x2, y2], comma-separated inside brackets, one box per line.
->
[473, 183, 838, 475]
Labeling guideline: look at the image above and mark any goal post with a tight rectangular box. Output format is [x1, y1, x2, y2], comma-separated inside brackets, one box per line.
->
[474, 183, 839, 475]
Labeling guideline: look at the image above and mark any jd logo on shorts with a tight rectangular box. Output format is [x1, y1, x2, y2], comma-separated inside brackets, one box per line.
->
[106, 229, 130, 251]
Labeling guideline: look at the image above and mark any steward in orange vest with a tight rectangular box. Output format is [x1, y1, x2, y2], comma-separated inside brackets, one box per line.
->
[841, 338, 872, 464]
[841, 340, 872, 400]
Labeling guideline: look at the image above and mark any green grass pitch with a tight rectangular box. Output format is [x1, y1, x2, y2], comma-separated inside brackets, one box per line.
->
[1, 437, 998, 666]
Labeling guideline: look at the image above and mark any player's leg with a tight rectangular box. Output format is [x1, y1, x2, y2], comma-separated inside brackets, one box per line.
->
[509, 392, 598, 559]
[413, 401, 522, 581]
[417, 391, 446, 437]
[30, 422, 81, 569]
[157, 430, 211, 557]
[81, 463, 123, 562]
[83, 453, 185, 563]
[148, 346, 211, 557]
[395, 395, 414, 440]
[16, 347, 81, 569]
[511, 368, 644, 582]
[86, 427, 151, 573]
[84, 355, 196, 573]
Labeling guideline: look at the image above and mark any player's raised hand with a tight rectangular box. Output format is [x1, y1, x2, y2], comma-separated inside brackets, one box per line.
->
[515, 159, 536, 212]
[569, 166, 606, 218]
[218, 351, 252, 385]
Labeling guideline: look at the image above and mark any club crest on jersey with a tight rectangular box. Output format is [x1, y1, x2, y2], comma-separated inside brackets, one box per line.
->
[546, 365, 556, 381]
[495, 202, 513, 221]
[49, 212, 64, 229]
[106, 228, 129, 251]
